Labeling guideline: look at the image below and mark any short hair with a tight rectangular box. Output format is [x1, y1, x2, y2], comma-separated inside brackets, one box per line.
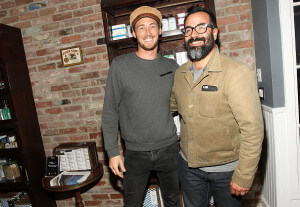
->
[184, 5, 217, 28]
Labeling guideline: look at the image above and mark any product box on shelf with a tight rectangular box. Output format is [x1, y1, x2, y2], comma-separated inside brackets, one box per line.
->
[53, 142, 99, 172]
[111, 24, 127, 40]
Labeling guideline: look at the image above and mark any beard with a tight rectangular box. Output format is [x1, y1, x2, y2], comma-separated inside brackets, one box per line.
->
[137, 36, 159, 51]
[185, 32, 215, 61]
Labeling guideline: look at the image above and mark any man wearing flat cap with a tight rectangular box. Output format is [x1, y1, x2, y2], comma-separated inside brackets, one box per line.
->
[102, 6, 180, 207]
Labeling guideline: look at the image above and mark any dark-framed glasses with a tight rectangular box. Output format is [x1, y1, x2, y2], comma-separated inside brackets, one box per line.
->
[181, 23, 215, 37]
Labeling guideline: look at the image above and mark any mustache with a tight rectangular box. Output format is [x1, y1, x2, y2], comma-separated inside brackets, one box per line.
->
[187, 37, 206, 44]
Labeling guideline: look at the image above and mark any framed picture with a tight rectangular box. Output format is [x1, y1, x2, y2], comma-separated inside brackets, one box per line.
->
[60, 45, 83, 67]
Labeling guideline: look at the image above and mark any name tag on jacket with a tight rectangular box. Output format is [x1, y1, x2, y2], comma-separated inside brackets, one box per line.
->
[202, 85, 218, 91]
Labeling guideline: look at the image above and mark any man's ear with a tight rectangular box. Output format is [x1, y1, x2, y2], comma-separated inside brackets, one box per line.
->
[213, 28, 218, 41]
[132, 29, 137, 38]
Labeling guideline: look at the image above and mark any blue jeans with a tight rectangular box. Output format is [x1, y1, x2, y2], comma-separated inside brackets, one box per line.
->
[123, 142, 180, 207]
[178, 155, 242, 207]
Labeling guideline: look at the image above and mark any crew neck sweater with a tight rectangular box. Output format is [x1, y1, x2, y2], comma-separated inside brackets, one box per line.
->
[102, 52, 179, 158]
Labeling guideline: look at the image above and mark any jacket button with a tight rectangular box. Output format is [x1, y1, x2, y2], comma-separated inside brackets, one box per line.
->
[188, 116, 192, 120]
[190, 92, 194, 96]
[188, 140, 192, 144]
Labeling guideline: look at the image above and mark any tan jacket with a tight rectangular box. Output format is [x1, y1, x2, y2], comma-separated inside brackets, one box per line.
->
[170, 47, 264, 187]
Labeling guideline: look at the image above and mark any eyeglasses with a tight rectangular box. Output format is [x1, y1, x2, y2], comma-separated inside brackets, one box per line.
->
[181, 23, 215, 37]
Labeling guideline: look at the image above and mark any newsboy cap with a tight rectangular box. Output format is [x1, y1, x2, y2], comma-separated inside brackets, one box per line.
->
[130, 6, 162, 28]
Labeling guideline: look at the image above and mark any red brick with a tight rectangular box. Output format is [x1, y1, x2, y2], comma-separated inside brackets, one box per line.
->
[74, 24, 94, 33]
[36, 48, 54, 56]
[81, 31, 102, 40]
[53, 136, 69, 142]
[46, 54, 61, 61]
[82, 87, 101, 95]
[72, 96, 91, 104]
[68, 65, 87, 73]
[27, 57, 46, 66]
[101, 69, 109, 76]
[38, 63, 56, 72]
[230, 40, 254, 49]
[91, 194, 109, 200]
[0, 10, 7, 18]
[89, 132, 101, 140]
[53, 28, 73, 37]
[51, 84, 70, 92]
[39, 7, 57, 16]
[39, 123, 48, 130]
[64, 105, 82, 112]
[214, 0, 239, 7]
[53, 12, 73, 21]
[25, 51, 36, 58]
[228, 22, 252, 32]
[84, 201, 102, 206]
[48, 122, 66, 128]
[70, 134, 88, 141]
[80, 0, 100, 8]
[10, 6, 28, 16]
[80, 71, 100, 80]
[32, 16, 52, 26]
[73, 7, 94, 17]
[83, 56, 96, 63]
[36, 101, 52, 108]
[85, 46, 106, 55]
[43, 129, 59, 136]
[226, 5, 250, 15]
[61, 34, 81, 44]
[82, 14, 102, 23]
[16, 0, 33, 6]
[110, 194, 123, 199]
[1, 16, 19, 24]
[59, 128, 78, 135]
[13, 21, 31, 29]
[91, 79, 101, 86]
[41, 22, 60, 31]
[77, 111, 95, 118]
[219, 34, 238, 42]
[61, 18, 81, 27]
[70, 81, 89, 88]
[240, 13, 251, 21]
[1, 1, 15, 9]
[58, 2, 78, 12]
[62, 90, 81, 97]
[20, 11, 38, 21]
[45, 108, 63, 114]
[217, 15, 239, 26]
[49, 0, 67, 5]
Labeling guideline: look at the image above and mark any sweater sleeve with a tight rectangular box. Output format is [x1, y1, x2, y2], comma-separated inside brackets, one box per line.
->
[102, 60, 122, 158]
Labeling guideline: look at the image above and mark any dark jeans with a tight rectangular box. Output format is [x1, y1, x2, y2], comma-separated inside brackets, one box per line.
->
[178, 155, 242, 207]
[123, 142, 180, 207]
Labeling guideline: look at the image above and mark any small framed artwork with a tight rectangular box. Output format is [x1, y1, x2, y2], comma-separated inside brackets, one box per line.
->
[60, 45, 84, 67]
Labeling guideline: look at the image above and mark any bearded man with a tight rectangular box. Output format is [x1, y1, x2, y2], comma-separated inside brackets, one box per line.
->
[170, 6, 264, 207]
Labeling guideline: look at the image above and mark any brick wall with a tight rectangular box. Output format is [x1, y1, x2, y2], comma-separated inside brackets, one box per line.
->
[0, 0, 260, 206]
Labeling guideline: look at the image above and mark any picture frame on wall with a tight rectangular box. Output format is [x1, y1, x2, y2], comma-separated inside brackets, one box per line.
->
[60, 45, 84, 67]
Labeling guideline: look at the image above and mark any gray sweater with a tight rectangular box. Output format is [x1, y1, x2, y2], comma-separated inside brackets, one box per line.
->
[102, 52, 179, 158]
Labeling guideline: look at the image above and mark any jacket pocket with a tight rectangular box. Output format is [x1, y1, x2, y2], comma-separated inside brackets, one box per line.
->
[196, 90, 220, 118]
[195, 129, 237, 160]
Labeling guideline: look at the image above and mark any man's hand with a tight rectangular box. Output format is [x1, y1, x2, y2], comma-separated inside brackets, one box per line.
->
[230, 181, 250, 196]
[109, 155, 126, 178]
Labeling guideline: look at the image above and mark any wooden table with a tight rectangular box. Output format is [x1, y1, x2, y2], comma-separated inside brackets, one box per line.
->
[42, 163, 103, 207]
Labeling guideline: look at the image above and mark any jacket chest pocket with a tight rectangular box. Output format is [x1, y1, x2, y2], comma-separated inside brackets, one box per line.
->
[196, 90, 220, 118]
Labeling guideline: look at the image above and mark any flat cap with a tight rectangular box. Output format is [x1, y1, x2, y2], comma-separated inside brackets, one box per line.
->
[130, 6, 162, 28]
